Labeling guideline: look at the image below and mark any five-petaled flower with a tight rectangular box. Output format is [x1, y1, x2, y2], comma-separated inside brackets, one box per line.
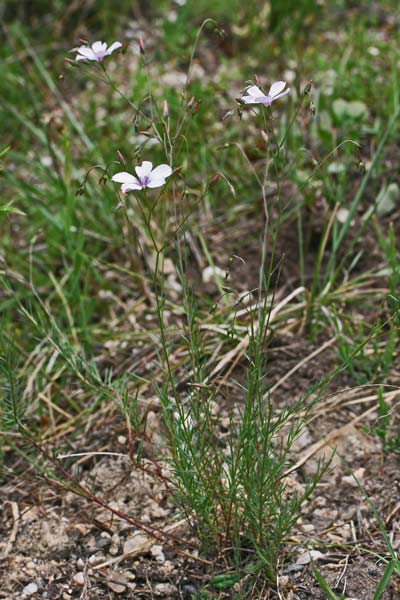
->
[112, 161, 173, 193]
[240, 81, 291, 106]
[75, 40, 122, 63]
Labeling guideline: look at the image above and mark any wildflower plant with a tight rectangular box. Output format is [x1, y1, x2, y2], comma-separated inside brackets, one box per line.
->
[3, 19, 379, 592]
[79, 46, 327, 580]
[3, 27, 328, 585]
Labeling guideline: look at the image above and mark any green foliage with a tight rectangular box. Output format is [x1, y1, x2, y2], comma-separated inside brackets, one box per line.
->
[0, 339, 26, 431]
[1, 0, 400, 593]
[269, 0, 322, 33]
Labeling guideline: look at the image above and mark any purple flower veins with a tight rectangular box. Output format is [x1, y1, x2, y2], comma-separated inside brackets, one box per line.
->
[112, 161, 173, 193]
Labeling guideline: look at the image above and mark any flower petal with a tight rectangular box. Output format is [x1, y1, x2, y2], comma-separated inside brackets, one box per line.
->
[122, 182, 142, 193]
[107, 41, 122, 54]
[92, 41, 106, 53]
[272, 88, 291, 101]
[135, 161, 153, 179]
[246, 85, 264, 97]
[150, 164, 172, 180]
[146, 178, 166, 189]
[269, 81, 287, 98]
[76, 46, 97, 59]
[112, 171, 140, 184]
[241, 95, 264, 104]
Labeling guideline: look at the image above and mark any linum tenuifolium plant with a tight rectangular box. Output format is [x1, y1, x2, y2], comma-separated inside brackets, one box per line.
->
[68, 37, 320, 582]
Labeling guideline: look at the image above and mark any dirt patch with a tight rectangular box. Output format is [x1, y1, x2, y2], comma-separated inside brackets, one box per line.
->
[1, 339, 400, 599]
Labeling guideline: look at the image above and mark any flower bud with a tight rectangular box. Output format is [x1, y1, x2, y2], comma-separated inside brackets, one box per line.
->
[162, 100, 169, 117]
[139, 38, 145, 54]
[304, 80, 313, 95]
[117, 150, 126, 165]
[260, 130, 269, 145]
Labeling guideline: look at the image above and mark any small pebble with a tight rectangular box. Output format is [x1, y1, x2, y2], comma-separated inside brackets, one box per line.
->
[22, 583, 38, 597]
[151, 544, 165, 563]
[73, 572, 85, 586]
[154, 583, 178, 595]
[107, 581, 126, 594]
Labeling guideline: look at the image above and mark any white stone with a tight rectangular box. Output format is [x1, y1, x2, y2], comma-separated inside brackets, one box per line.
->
[22, 583, 38, 597]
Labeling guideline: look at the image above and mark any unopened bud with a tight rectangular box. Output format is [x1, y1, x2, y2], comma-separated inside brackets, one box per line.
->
[139, 38, 145, 54]
[162, 100, 169, 117]
[255, 74, 261, 86]
[304, 80, 313, 95]
[117, 150, 126, 165]
[174, 166, 182, 175]
[260, 130, 269, 145]
[64, 58, 76, 66]
[211, 173, 220, 185]
[79, 38, 89, 45]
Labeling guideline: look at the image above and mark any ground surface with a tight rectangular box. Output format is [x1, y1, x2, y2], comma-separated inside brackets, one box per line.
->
[1, 1, 400, 598]
[1, 291, 400, 598]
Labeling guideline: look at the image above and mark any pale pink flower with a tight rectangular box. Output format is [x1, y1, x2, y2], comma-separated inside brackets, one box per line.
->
[75, 40, 122, 63]
[240, 81, 291, 106]
[112, 161, 173, 193]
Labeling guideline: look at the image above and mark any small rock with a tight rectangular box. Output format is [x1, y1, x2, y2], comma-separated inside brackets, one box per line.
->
[291, 427, 313, 453]
[202, 265, 226, 284]
[89, 553, 105, 565]
[342, 467, 365, 487]
[154, 583, 178, 596]
[182, 583, 197, 594]
[296, 550, 326, 565]
[123, 534, 148, 555]
[109, 532, 121, 555]
[107, 571, 128, 594]
[342, 506, 356, 520]
[22, 582, 38, 597]
[313, 496, 327, 508]
[73, 572, 85, 586]
[312, 507, 338, 526]
[107, 581, 126, 594]
[151, 544, 165, 563]
[160, 560, 174, 575]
